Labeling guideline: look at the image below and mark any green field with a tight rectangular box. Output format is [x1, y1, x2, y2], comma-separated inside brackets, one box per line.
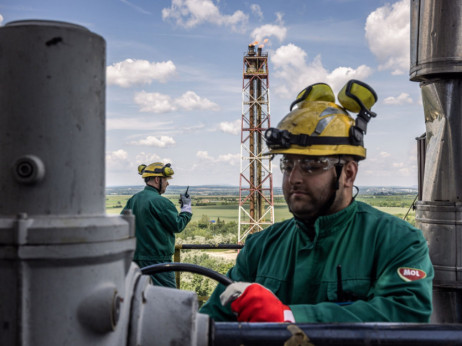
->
[106, 195, 292, 222]
[105, 194, 414, 223]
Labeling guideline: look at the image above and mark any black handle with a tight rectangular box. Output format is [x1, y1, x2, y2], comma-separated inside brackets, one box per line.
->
[141, 262, 233, 286]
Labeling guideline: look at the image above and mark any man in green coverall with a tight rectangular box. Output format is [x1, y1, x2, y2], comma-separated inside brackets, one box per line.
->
[200, 80, 434, 323]
[122, 162, 192, 287]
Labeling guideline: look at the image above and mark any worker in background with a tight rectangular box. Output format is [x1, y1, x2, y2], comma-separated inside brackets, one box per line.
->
[200, 80, 433, 322]
[122, 162, 192, 287]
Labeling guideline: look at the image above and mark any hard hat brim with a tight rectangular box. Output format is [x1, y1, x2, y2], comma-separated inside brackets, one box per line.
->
[266, 144, 366, 158]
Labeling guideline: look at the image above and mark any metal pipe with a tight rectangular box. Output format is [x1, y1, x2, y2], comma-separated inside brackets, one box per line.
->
[212, 322, 462, 346]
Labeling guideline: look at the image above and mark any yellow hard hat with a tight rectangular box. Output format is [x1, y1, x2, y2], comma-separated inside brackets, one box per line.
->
[265, 80, 377, 160]
[138, 162, 174, 179]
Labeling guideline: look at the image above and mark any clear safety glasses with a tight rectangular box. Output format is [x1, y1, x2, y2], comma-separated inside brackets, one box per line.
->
[280, 157, 344, 176]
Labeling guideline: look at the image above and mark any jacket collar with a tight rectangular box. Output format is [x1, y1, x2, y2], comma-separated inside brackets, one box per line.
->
[145, 185, 161, 194]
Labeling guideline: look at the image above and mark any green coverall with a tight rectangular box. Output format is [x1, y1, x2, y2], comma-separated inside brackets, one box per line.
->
[200, 200, 433, 322]
[123, 185, 192, 287]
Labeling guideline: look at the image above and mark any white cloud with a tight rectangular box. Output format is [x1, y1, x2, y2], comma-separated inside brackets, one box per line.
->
[383, 92, 413, 105]
[107, 118, 174, 131]
[180, 123, 206, 133]
[197, 150, 212, 160]
[216, 153, 240, 165]
[196, 151, 240, 165]
[219, 119, 241, 135]
[365, 0, 410, 75]
[398, 167, 412, 176]
[107, 59, 176, 87]
[134, 92, 177, 113]
[108, 149, 128, 160]
[326, 65, 373, 92]
[358, 145, 417, 185]
[162, 0, 248, 32]
[135, 152, 171, 166]
[106, 149, 131, 171]
[271, 43, 306, 69]
[251, 24, 287, 43]
[271, 44, 372, 98]
[0, 14, 3, 26]
[251, 4, 263, 20]
[130, 135, 176, 147]
[134, 90, 219, 113]
[251, 12, 287, 43]
[175, 91, 220, 111]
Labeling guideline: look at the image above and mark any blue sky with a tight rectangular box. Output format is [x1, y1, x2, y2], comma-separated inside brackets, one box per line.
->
[0, 0, 423, 187]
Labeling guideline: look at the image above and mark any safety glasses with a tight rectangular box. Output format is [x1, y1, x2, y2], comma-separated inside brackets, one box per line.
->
[280, 157, 344, 176]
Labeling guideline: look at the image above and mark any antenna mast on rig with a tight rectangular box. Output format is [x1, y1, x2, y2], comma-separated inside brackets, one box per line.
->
[238, 42, 274, 242]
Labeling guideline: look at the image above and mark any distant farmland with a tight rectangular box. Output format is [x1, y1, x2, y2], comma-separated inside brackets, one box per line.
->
[106, 194, 292, 222]
[105, 187, 416, 225]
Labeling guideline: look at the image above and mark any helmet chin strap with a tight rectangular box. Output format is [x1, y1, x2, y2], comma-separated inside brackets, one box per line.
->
[318, 163, 343, 217]
[158, 177, 164, 194]
[150, 177, 163, 194]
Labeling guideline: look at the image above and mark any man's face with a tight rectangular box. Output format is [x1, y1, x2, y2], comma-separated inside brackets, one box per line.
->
[281, 154, 339, 223]
[159, 177, 169, 194]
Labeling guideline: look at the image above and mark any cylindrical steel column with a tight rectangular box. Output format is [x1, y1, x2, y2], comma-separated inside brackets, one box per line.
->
[410, 0, 462, 323]
[0, 20, 106, 215]
[0, 20, 136, 345]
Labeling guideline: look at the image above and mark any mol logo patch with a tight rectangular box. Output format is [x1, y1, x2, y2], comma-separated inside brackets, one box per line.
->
[397, 267, 427, 282]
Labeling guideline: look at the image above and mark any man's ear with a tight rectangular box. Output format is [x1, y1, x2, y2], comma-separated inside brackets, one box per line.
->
[149, 176, 159, 187]
[342, 160, 358, 188]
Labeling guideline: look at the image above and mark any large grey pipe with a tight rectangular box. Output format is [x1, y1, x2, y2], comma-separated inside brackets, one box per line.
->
[0, 20, 137, 345]
[410, 0, 462, 323]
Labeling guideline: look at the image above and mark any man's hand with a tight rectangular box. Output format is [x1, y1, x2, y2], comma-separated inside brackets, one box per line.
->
[220, 282, 295, 323]
[179, 194, 192, 213]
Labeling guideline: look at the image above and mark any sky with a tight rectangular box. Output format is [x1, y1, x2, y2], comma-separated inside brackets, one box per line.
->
[0, 0, 424, 188]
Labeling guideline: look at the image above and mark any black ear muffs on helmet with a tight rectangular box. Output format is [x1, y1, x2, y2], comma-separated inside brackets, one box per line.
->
[153, 163, 174, 177]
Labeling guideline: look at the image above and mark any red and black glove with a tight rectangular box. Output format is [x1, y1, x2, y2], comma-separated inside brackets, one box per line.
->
[220, 282, 295, 323]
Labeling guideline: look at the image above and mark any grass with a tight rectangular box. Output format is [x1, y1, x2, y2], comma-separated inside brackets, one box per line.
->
[106, 195, 293, 222]
[106, 194, 414, 223]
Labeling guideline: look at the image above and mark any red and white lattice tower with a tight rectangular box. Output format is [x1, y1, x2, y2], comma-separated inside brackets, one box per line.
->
[238, 43, 274, 242]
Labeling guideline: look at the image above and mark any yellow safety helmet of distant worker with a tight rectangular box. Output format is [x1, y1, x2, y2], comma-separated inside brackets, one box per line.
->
[138, 162, 174, 179]
[264, 80, 377, 159]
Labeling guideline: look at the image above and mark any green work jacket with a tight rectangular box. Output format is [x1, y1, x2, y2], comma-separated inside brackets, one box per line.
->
[200, 200, 433, 323]
[123, 185, 192, 262]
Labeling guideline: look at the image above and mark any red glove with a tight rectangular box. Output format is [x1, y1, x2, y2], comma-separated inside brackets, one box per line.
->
[229, 283, 295, 322]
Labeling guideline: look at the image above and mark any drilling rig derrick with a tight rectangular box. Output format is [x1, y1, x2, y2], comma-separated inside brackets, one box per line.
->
[238, 43, 274, 242]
